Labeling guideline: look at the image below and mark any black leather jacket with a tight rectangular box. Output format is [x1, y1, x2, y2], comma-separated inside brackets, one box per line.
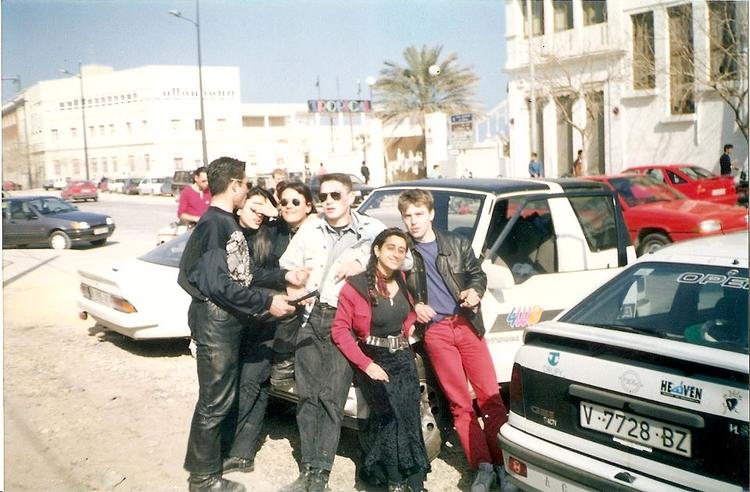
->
[407, 228, 488, 336]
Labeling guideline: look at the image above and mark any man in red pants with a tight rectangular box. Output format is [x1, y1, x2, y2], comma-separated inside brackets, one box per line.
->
[399, 189, 507, 492]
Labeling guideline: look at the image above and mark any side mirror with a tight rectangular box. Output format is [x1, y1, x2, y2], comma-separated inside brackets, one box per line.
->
[482, 259, 515, 290]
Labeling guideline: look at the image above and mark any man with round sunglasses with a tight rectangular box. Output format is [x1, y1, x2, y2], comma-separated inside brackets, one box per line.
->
[279, 173, 387, 492]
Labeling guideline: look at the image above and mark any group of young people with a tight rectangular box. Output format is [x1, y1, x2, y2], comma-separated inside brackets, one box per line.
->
[177, 156, 508, 492]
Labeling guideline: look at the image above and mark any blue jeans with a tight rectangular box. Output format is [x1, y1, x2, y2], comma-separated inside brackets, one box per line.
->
[294, 304, 353, 471]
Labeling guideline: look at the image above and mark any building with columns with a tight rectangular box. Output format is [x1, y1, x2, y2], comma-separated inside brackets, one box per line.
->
[504, 0, 748, 178]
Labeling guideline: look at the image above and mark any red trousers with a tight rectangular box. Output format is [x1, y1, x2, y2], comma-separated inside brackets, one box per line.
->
[424, 315, 507, 468]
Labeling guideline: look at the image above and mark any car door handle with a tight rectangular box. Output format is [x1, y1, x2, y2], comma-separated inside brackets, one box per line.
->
[569, 384, 705, 428]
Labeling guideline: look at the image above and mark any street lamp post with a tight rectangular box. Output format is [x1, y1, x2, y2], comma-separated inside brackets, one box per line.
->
[169, 0, 209, 167]
[60, 63, 90, 180]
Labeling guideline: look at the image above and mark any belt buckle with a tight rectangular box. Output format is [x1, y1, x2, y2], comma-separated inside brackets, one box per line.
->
[388, 336, 397, 353]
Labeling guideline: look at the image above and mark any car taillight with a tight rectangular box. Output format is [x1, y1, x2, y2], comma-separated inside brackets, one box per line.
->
[80, 284, 91, 297]
[507, 456, 528, 477]
[509, 363, 525, 417]
[112, 297, 137, 313]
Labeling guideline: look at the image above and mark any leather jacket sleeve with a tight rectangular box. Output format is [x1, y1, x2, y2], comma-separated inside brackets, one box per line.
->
[459, 234, 487, 297]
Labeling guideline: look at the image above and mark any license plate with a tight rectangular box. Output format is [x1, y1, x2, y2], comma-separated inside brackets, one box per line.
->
[580, 401, 691, 457]
[94, 227, 108, 235]
[89, 288, 111, 305]
[712, 188, 727, 196]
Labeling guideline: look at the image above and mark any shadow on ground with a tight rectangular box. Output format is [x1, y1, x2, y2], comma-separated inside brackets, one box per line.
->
[87, 324, 190, 358]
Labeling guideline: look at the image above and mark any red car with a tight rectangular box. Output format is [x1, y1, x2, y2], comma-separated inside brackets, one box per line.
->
[61, 180, 99, 202]
[2, 180, 22, 191]
[587, 174, 748, 255]
[623, 164, 737, 205]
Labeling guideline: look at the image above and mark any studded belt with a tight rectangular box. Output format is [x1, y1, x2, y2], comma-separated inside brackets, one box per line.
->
[363, 334, 410, 353]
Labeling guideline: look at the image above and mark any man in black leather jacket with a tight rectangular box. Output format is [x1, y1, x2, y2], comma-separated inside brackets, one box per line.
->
[399, 189, 508, 492]
[178, 157, 296, 492]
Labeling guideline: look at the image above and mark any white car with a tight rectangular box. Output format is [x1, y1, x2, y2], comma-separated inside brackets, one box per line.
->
[77, 233, 191, 339]
[499, 232, 748, 491]
[137, 177, 167, 196]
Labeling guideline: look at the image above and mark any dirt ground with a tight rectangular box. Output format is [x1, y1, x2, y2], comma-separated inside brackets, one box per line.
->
[3, 245, 515, 491]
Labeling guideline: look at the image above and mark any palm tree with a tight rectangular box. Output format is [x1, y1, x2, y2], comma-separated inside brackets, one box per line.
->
[374, 44, 479, 178]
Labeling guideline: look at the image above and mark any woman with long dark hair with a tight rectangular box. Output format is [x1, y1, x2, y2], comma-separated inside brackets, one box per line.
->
[331, 228, 430, 492]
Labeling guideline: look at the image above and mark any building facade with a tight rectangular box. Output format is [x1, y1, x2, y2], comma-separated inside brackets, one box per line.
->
[505, 0, 748, 178]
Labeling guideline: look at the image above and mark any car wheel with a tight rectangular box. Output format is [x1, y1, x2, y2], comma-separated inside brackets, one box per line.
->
[93, 197, 98, 202]
[419, 379, 443, 461]
[638, 232, 670, 255]
[49, 231, 71, 250]
[91, 238, 107, 247]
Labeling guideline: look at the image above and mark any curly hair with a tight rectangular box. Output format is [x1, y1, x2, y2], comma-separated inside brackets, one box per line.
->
[366, 228, 410, 305]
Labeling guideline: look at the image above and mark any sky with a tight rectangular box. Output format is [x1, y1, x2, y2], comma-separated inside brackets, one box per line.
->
[1, 0, 508, 111]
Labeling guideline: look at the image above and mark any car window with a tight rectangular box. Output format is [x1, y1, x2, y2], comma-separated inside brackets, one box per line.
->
[610, 176, 683, 206]
[139, 231, 191, 268]
[358, 189, 484, 240]
[568, 195, 618, 252]
[2, 200, 10, 219]
[666, 170, 687, 184]
[645, 169, 666, 183]
[27, 197, 77, 215]
[485, 197, 558, 283]
[680, 166, 714, 180]
[561, 262, 749, 354]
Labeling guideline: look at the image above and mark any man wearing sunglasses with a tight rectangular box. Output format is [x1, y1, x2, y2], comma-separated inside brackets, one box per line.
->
[279, 173, 386, 492]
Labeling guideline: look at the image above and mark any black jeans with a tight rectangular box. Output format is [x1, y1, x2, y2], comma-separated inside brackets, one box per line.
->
[184, 300, 272, 474]
[295, 304, 353, 471]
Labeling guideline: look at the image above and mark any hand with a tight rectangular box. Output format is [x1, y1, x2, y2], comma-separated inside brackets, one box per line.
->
[334, 260, 363, 282]
[459, 288, 481, 308]
[407, 324, 416, 337]
[269, 294, 295, 317]
[364, 362, 389, 382]
[286, 286, 315, 306]
[285, 267, 311, 287]
[414, 303, 436, 324]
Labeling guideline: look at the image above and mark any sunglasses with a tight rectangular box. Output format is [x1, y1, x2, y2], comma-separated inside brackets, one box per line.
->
[280, 198, 303, 207]
[317, 191, 343, 202]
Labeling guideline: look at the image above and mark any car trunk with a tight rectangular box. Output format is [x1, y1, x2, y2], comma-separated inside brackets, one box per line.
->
[694, 176, 735, 201]
[510, 333, 749, 489]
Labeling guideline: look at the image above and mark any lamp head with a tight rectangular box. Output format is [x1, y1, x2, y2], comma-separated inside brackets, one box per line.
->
[365, 76, 376, 87]
[168, 9, 182, 17]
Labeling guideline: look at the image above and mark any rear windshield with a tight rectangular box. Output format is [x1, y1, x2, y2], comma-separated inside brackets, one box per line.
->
[138, 231, 190, 268]
[561, 262, 749, 354]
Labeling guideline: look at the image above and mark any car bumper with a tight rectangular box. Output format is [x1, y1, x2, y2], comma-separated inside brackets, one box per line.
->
[76, 296, 188, 339]
[498, 423, 703, 492]
[68, 225, 115, 243]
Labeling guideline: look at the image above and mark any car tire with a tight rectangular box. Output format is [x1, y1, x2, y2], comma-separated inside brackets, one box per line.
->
[638, 232, 670, 255]
[93, 197, 98, 202]
[91, 238, 107, 247]
[49, 231, 71, 250]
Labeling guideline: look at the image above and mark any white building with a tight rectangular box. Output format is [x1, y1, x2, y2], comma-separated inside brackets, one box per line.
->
[505, 0, 748, 178]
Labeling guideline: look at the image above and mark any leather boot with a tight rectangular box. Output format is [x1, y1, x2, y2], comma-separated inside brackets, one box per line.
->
[188, 473, 246, 492]
[279, 464, 313, 492]
[222, 456, 254, 474]
[307, 468, 331, 492]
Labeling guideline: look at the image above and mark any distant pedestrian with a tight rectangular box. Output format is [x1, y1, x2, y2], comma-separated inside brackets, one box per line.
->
[528, 153, 543, 178]
[269, 168, 287, 201]
[317, 162, 328, 176]
[573, 150, 584, 177]
[361, 161, 371, 184]
[177, 167, 212, 226]
[720, 144, 738, 176]
[427, 165, 442, 179]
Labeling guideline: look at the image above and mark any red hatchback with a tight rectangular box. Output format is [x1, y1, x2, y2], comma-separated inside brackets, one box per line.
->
[587, 174, 748, 255]
[61, 180, 98, 202]
[623, 164, 737, 205]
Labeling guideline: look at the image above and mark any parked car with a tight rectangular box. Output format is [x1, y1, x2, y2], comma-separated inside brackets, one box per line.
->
[3, 180, 22, 191]
[42, 177, 69, 190]
[122, 177, 142, 195]
[160, 177, 174, 196]
[137, 176, 167, 196]
[107, 177, 127, 193]
[308, 173, 374, 204]
[172, 170, 193, 196]
[61, 180, 98, 202]
[2, 195, 115, 249]
[499, 231, 748, 492]
[587, 174, 748, 255]
[623, 164, 737, 205]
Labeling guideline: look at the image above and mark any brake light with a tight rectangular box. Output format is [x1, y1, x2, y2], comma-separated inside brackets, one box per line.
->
[509, 363, 525, 417]
[507, 456, 528, 477]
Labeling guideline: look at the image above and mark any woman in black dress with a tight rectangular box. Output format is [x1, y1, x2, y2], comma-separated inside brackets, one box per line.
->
[332, 228, 430, 492]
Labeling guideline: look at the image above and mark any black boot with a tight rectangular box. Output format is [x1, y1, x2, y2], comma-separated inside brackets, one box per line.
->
[188, 473, 246, 492]
[307, 468, 331, 492]
[222, 456, 254, 474]
[279, 464, 313, 492]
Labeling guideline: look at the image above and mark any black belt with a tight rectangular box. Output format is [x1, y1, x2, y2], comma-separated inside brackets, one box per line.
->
[363, 335, 410, 353]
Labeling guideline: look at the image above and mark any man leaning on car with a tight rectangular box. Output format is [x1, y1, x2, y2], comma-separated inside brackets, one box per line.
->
[177, 156, 296, 492]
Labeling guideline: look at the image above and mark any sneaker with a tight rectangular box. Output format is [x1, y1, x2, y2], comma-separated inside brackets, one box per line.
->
[307, 468, 331, 492]
[279, 465, 313, 492]
[494, 464, 505, 487]
[470, 463, 496, 492]
[222, 456, 254, 474]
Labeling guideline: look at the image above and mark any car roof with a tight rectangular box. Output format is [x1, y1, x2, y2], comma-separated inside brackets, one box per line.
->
[3, 195, 64, 201]
[624, 164, 698, 170]
[638, 231, 748, 266]
[376, 178, 605, 194]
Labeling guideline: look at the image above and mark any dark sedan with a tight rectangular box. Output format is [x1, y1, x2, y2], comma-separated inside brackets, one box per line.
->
[2, 196, 115, 250]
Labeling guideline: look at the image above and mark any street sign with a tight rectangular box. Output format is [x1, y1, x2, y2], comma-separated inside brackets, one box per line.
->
[450, 113, 473, 149]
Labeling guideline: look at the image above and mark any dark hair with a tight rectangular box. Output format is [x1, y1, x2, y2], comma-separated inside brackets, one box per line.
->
[577, 149, 583, 155]
[244, 186, 276, 267]
[207, 157, 245, 195]
[725, 144, 734, 152]
[193, 166, 207, 178]
[365, 228, 410, 305]
[319, 172, 352, 192]
[277, 181, 316, 215]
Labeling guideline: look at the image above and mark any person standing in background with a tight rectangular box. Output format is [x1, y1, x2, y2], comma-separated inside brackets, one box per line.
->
[573, 150, 584, 177]
[178, 167, 212, 225]
[361, 161, 371, 184]
[528, 153, 543, 178]
[720, 144, 738, 176]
